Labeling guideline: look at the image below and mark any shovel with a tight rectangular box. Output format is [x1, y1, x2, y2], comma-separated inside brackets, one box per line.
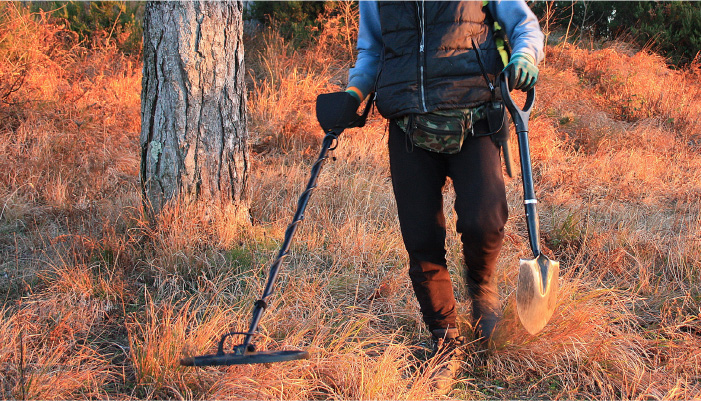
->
[500, 75, 560, 335]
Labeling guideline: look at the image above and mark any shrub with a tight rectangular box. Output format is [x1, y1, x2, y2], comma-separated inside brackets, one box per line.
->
[533, 1, 701, 67]
[246, 1, 358, 49]
[30, 1, 144, 55]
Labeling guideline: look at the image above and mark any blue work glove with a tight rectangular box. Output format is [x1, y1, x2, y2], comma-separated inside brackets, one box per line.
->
[503, 53, 539, 91]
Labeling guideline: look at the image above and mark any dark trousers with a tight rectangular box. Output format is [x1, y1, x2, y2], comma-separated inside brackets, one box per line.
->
[388, 119, 508, 333]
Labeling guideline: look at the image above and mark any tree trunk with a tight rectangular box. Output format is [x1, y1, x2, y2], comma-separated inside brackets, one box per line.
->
[140, 1, 248, 215]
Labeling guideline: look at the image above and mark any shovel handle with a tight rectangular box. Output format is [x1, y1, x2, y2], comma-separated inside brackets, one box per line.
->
[499, 74, 535, 134]
[500, 75, 540, 258]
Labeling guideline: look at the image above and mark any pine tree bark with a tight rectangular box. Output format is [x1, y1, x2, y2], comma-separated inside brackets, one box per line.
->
[140, 1, 248, 215]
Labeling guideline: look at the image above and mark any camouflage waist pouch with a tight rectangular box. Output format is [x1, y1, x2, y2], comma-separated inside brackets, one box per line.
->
[397, 107, 487, 154]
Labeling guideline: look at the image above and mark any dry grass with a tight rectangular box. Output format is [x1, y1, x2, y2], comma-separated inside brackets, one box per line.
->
[1, 3, 700, 400]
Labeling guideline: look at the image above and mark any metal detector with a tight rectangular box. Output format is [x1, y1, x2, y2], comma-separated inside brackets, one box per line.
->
[181, 93, 374, 367]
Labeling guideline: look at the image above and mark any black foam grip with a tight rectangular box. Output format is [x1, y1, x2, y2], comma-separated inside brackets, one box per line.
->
[316, 92, 360, 132]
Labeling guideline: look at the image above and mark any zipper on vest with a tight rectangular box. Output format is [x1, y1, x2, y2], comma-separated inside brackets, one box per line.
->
[417, 0, 427, 113]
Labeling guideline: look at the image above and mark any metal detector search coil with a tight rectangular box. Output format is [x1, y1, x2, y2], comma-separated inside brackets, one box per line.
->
[181, 350, 310, 366]
[180, 331, 310, 366]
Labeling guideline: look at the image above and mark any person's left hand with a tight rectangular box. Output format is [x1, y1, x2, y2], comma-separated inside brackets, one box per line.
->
[503, 53, 539, 91]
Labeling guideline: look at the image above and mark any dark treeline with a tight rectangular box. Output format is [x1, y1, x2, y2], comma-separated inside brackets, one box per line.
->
[250, 1, 701, 67]
[533, 1, 701, 67]
[23, 1, 701, 67]
[25, 1, 144, 55]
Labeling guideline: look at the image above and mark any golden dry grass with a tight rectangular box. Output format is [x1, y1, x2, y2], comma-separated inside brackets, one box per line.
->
[1, 3, 700, 400]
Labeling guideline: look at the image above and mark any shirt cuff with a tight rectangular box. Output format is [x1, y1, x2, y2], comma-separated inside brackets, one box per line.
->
[345, 87, 363, 102]
[512, 52, 536, 66]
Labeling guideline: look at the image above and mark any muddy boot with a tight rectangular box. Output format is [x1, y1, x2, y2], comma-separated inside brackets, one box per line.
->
[428, 328, 466, 394]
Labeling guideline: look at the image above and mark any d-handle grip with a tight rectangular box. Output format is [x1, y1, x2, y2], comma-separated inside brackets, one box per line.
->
[499, 74, 535, 134]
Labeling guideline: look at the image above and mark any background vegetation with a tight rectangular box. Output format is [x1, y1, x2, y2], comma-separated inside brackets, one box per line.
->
[1, 1, 700, 399]
[29, 1, 143, 55]
[533, 1, 701, 66]
[246, 1, 701, 67]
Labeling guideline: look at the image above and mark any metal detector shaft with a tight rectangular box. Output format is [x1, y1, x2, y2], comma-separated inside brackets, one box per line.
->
[236, 94, 374, 353]
[240, 132, 338, 350]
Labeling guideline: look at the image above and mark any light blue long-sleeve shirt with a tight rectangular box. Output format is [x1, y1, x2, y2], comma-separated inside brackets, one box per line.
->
[347, 1, 545, 99]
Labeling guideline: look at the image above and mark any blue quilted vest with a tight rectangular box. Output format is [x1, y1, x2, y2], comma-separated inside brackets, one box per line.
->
[376, 1, 503, 119]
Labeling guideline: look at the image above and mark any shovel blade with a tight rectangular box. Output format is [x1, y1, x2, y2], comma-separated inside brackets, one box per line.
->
[517, 253, 560, 334]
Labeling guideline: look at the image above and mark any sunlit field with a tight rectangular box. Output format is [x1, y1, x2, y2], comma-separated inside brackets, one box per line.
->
[1, 3, 700, 399]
